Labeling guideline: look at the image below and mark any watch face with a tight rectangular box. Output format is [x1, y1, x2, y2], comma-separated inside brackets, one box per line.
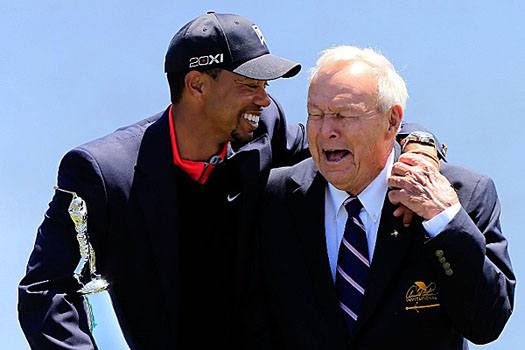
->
[405, 131, 435, 144]
[409, 131, 434, 139]
[401, 131, 437, 151]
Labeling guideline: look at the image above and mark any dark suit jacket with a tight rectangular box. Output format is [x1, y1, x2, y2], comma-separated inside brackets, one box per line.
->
[18, 97, 309, 349]
[259, 146, 515, 350]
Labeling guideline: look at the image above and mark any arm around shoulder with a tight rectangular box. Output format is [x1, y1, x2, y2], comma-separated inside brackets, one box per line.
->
[265, 95, 310, 168]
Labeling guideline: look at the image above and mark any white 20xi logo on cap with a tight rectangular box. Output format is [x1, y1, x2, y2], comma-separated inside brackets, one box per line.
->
[251, 25, 266, 46]
[189, 53, 224, 68]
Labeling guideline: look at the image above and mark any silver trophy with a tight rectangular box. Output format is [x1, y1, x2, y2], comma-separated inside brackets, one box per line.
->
[54, 186, 109, 294]
[54, 186, 129, 348]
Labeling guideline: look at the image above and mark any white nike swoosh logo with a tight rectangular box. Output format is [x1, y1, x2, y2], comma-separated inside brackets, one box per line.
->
[227, 192, 241, 202]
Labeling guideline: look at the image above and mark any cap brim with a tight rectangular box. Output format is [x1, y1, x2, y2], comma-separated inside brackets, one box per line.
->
[230, 54, 301, 80]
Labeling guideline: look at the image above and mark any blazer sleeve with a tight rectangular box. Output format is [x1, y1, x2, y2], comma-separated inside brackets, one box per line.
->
[423, 173, 515, 344]
[18, 148, 108, 349]
[266, 96, 310, 168]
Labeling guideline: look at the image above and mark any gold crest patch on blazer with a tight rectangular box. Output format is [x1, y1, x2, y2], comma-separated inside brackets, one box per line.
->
[405, 281, 440, 312]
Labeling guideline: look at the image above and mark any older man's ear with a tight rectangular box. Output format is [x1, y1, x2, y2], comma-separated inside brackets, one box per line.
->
[388, 105, 403, 133]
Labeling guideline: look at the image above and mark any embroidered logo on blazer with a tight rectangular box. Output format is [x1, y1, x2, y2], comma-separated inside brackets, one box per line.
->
[405, 281, 440, 312]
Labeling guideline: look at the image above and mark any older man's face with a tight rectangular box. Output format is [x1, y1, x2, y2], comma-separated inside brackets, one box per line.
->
[306, 62, 398, 195]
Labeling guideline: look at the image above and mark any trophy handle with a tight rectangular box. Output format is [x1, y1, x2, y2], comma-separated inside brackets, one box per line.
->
[54, 186, 109, 295]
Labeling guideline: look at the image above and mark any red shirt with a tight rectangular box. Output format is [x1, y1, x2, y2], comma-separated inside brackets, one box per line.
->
[168, 105, 228, 184]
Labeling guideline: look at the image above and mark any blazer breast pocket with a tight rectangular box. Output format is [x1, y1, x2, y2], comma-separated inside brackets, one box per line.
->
[395, 279, 449, 329]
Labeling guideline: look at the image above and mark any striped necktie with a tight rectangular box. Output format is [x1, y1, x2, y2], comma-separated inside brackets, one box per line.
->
[336, 196, 370, 336]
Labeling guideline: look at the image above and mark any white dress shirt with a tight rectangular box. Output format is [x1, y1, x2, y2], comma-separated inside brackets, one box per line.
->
[324, 149, 460, 282]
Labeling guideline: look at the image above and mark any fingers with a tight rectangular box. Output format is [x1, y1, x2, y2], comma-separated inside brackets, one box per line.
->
[393, 204, 404, 217]
[391, 160, 412, 177]
[388, 151, 458, 221]
[388, 189, 407, 208]
[388, 172, 427, 195]
[392, 203, 415, 227]
[389, 170, 459, 221]
[388, 173, 408, 189]
[390, 153, 439, 190]
[402, 208, 414, 227]
[391, 155, 433, 178]
[396, 152, 438, 172]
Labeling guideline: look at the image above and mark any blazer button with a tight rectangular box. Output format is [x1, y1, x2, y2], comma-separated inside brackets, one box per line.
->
[438, 257, 446, 264]
[435, 250, 444, 258]
[445, 269, 453, 276]
[442, 262, 451, 270]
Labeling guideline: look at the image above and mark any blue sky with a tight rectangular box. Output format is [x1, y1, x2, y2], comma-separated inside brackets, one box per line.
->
[1, 1, 524, 348]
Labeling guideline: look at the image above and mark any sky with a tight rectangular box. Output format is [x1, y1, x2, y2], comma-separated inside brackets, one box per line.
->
[1, 0, 524, 348]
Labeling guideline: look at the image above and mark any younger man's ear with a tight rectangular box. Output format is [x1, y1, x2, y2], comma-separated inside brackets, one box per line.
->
[184, 71, 206, 100]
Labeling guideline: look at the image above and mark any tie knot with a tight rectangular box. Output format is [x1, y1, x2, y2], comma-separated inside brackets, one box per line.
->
[343, 196, 362, 217]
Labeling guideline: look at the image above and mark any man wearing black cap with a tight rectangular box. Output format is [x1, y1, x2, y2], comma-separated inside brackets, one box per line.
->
[18, 11, 306, 350]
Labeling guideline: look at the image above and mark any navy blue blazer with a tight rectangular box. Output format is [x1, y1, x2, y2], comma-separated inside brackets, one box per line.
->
[18, 97, 309, 349]
[18, 94, 443, 349]
[259, 146, 515, 350]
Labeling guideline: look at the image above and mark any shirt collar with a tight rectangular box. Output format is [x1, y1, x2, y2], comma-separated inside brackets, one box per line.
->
[327, 149, 394, 222]
[168, 105, 229, 184]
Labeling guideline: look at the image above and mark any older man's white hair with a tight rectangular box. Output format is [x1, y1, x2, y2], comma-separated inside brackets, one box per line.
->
[309, 46, 409, 113]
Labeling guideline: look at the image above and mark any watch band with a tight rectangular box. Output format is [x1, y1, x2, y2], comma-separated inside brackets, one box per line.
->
[400, 131, 440, 170]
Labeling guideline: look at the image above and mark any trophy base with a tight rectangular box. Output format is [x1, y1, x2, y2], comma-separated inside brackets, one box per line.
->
[78, 277, 109, 295]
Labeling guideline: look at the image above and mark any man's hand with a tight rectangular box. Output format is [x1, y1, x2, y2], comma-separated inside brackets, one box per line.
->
[388, 152, 459, 221]
[402, 142, 440, 170]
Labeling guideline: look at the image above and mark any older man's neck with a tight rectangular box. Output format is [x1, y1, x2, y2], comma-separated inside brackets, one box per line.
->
[344, 145, 394, 196]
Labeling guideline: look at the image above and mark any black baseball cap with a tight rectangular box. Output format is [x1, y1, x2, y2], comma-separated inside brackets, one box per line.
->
[164, 11, 301, 80]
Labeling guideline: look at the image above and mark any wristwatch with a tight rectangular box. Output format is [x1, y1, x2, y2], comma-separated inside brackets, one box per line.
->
[400, 131, 440, 170]
[401, 131, 436, 150]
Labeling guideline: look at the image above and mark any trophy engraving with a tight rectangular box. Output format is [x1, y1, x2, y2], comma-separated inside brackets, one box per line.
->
[54, 186, 109, 295]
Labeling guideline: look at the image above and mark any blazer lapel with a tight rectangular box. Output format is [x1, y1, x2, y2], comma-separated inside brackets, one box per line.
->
[132, 109, 182, 326]
[228, 134, 271, 306]
[290, 160, 347, 336]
